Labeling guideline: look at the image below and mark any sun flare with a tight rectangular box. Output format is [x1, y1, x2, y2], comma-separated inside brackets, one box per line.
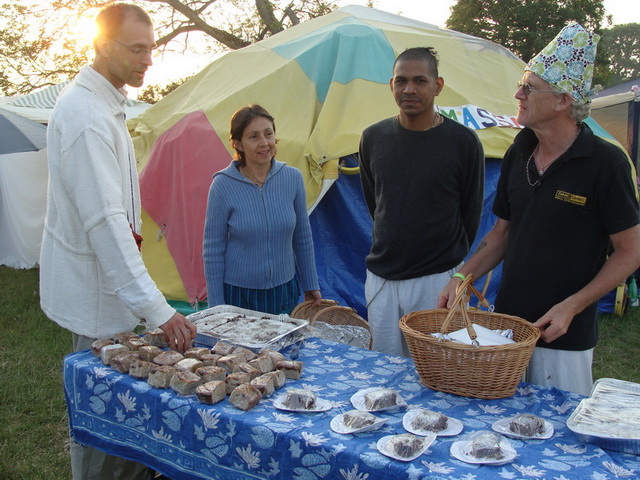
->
[69, 9, 101, 47]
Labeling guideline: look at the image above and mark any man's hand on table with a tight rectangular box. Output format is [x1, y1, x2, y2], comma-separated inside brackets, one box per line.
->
[160, 313, 197, 353]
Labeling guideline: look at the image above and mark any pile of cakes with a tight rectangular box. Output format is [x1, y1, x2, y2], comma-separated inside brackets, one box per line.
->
[91, 329, 303, 411]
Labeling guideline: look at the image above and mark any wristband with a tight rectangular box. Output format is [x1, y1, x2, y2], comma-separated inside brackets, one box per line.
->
[451, 272, 466, 281]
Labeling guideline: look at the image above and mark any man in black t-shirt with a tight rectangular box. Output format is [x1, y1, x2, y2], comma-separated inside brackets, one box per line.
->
[359, 47, 484, 356]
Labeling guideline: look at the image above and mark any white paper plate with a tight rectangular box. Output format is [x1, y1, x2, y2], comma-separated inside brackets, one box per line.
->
[377, 433, 436, 462]
[403, 409, 464, 437]
[492, 415, 554, 440]
[273, 395, 332, 413]
[450, 435, 516, 465]
[330, 411, 388, 434]
[350, 387, 407, 412]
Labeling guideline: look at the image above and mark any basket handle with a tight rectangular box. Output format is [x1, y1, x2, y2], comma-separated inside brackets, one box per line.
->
[448, 273, 492, 310]
[467, 278, 491, 310]
[440, 274, 481, 346]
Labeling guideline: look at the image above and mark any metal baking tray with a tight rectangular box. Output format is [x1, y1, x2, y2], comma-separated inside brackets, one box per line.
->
[187, 305, 309, 352]
[566, 378, 640, 455]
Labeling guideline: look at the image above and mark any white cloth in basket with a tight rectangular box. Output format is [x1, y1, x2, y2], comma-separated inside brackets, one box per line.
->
[434, 324, 515, 346]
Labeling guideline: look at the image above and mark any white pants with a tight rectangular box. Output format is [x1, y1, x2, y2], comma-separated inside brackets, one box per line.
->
[71, 334, 152, 480]
[525, 346, 594, 396]
[365, 267, 459, 357]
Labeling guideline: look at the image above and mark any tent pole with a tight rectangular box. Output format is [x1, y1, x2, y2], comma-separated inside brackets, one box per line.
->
[629, 100, 639, 174]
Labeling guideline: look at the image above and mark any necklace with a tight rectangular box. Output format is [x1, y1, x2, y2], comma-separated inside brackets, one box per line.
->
[424, 112, 442, 131]
[241, 166, 267, 186]
[536, 145, 551, 175]
[525, 147, 541, 187]
[525, 130, 580, 186]
[396, 112, 442, 131]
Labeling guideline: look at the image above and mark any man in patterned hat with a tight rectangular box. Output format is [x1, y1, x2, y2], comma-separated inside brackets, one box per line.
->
[438, 22, 640, 394]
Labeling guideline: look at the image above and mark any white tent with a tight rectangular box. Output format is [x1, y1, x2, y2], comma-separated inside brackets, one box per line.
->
[591, 79, 640, 169]
[0, 109, 48, 268]
[0, 83, 150, 269]
[0, 149, 48, 268]
[0, 81, 151, 124]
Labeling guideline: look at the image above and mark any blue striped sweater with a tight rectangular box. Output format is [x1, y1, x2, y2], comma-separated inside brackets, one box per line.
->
[203, 160, 319, 307]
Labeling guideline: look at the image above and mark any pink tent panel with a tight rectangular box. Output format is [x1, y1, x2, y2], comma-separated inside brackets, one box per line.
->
[139, 110, 231, 304]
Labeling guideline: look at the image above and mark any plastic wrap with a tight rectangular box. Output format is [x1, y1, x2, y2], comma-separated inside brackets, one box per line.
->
[305, 322, 371, 349]
[567, 378, 640, 454]
[188, 305, 308, 352]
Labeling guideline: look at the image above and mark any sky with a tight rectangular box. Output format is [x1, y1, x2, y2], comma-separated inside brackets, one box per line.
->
[139, 0, 639, 91]
[333, 0, 638, 28]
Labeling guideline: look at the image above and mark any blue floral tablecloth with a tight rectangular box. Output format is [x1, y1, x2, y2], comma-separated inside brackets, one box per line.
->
[63, 338, 640, 480]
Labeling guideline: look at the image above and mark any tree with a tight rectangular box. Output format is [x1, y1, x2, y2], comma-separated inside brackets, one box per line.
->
[0, 2, 92, 95]
[446, 0, 608, 79]
[600, 23, 640, 86]
[0, 0, 336, 96]
[138, 78, 188, 104]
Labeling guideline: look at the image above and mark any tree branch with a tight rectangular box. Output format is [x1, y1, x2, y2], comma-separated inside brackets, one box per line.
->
[284, 4, 300, 25]
[148, 0, 250, 49]
[155, 25, 200, 46]
[256, 0, 284, 34]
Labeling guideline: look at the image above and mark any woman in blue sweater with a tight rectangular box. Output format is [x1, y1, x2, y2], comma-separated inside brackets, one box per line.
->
[203, 105, 322, 314]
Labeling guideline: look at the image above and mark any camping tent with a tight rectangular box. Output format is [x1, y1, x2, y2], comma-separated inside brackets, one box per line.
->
[0, 81, 151, 124]
[130, 5, 529, 312]
[0, 83, 151, 269]
[130, 5, 626, 316]
[0, 108, 48, 268]
[590, 78, 640, 169]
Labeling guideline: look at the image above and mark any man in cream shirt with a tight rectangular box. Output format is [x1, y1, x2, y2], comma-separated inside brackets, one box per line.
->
[40, 4, 195, 478]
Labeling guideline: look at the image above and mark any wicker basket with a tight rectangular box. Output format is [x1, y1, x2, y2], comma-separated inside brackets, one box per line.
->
[290, 299, 338, 320]
[399, 275, 540, 399]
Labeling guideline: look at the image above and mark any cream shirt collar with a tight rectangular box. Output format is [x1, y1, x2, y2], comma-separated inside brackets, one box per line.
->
[76, 65, 128, 117]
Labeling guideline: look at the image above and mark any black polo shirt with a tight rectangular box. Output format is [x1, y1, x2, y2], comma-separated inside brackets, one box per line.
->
[493, 124, 639, 350]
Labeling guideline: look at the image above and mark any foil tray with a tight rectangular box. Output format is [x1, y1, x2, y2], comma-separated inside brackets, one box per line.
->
[187, 305, 309, 353]
[566, 378, 640, 455]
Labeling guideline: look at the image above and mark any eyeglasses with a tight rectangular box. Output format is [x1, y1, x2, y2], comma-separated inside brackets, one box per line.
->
[516, 81, 557, 96]
[111, 38, 156, 57]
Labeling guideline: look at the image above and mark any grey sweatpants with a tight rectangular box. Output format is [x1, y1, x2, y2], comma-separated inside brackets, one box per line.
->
[365, 266, 460, 357]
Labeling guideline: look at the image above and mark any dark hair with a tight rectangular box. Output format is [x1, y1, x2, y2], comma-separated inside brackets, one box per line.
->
[94, 3, 152, 45]
[229, 105, 276, 166]
[393, 47, 440, 78]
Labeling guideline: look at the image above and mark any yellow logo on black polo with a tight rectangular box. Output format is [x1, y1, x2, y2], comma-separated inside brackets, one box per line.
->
[555, 190, 587, 206]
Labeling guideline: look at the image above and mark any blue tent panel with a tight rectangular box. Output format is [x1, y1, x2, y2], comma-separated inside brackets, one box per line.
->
[273, 18, 396, 103]
[309, 156, 370, 319]
[0, 108, 47, 154]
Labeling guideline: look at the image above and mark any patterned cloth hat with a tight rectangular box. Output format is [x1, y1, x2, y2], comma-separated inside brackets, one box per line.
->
[526, 21, 600, 104]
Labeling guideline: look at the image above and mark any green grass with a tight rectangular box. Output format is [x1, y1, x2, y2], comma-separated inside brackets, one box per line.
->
[593, 308, 640, 382]
[0, 265, 638, 478]
[0, 266, 72, 479]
